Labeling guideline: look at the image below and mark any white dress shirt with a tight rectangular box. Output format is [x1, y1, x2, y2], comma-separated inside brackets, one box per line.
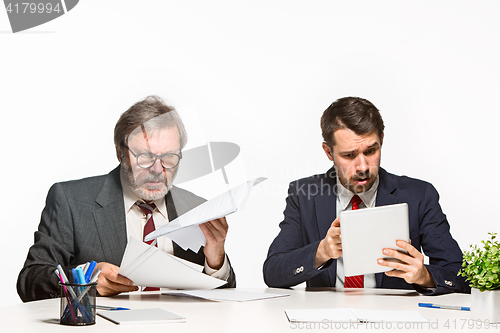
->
[334, 175, 379, 288]
[120, 172, 230, 288]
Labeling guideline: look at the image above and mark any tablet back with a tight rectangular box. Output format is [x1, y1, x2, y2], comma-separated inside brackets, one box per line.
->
[340, 203, 409, 277]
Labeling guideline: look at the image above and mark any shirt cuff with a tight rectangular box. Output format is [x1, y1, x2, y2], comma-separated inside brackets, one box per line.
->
[316, 258, 334, 270]
[204, 255, 230, 281]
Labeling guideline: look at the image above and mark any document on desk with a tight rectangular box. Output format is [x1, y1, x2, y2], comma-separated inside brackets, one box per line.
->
[98, 308, 186, 325]
[144, 177, 267, 252]
[119, 237, 226, 289]
[163, 289, 289, 302]
[285, 308, 428, 323]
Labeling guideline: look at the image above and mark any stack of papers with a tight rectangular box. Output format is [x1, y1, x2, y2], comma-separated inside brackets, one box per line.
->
[98, 308, 185, 325]
[119, 237, 226, 289]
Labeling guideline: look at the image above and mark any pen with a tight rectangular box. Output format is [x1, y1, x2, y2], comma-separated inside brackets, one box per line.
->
[84, 261, 97, 283]
[83, 262, 90, 275]
[96, 305, 131, 311]
[418, 303, 470, 311]
[57, 265, 70, 285]
[72, 268, 79, 285]
[76, 269, 101, 303]
[56, 270, 77, 323]
[56, 266, 78, 299]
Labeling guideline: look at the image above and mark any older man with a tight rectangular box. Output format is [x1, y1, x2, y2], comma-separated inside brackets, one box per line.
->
[18, 96, 235, 302]
[263, 96, 469, 295]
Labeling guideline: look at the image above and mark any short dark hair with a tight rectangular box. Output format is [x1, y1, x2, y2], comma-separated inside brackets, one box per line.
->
[114, 95, 187, 157]
[320, 96, 385, 147]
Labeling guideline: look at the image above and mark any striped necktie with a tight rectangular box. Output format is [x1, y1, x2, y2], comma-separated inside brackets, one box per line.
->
[344, 195, 364, 288]
[135, 201, 160, 291]
[135, 201, 157, 246]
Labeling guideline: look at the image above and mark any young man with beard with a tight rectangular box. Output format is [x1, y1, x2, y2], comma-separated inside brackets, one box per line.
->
[17, 96, 235, 302]
[263, 97, 469, 295]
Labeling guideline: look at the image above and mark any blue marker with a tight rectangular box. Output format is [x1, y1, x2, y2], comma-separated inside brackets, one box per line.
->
[72, 268, 79, 285]
[84, 261, 97, 283]
[418, 303, 470, 311]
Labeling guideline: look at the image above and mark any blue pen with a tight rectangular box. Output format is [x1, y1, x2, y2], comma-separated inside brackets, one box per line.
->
[75, 267, 93, 322]
[72, 268, 79, 285]
[96, 305, 131, 311]
[84, 261, 97, 283]
[418, 303, 470, 311]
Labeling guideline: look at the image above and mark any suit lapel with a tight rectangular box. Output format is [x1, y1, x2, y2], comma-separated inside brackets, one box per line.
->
[374, 168, 399, 288]
[375, 168, 398, 207]
[93, 167, 128, 266]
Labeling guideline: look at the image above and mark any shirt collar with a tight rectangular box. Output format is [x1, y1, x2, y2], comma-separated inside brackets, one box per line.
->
[336, 174, 379, 210]
[120, 169, 167, 218]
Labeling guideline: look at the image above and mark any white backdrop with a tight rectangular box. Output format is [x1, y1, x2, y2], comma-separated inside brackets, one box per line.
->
[1, 1, 499, 308]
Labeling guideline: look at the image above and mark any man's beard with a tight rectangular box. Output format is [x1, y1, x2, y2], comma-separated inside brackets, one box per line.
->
[335, 165, 378, 194]
[121, 161, 177, 201]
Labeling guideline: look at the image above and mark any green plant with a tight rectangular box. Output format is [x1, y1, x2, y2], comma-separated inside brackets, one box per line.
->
[459, 232, 500, 291]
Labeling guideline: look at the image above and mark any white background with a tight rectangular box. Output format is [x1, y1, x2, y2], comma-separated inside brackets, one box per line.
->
[1, 1, 499, 308]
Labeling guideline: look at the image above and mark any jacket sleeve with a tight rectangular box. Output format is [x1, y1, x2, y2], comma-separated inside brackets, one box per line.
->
[17, 183, 78, 302]
[263, 182, 331, 288]
[220, 258, 236, 288]
[412, 183, 470, 295]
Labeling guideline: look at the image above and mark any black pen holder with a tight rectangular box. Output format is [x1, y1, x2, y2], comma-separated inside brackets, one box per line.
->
[59, 282, 97, 326]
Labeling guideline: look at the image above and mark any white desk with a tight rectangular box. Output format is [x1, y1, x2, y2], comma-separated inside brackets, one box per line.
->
[1, 288, 481, 332]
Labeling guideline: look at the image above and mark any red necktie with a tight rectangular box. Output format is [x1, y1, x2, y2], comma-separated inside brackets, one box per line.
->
[344, 195, 364, 288]
[135, 201, 160, 291]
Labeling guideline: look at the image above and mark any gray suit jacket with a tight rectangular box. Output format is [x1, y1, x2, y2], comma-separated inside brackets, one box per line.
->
[17, 167, 236, 302]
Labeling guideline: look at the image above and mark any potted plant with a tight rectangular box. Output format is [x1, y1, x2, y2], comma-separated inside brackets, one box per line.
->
[459, 232, 500, 322]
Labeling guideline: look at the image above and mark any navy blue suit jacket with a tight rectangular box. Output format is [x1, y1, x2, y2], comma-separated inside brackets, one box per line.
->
[263, 167, 470, 295]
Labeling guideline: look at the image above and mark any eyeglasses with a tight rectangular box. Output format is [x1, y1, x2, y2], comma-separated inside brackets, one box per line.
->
[125, 146, 182, 169]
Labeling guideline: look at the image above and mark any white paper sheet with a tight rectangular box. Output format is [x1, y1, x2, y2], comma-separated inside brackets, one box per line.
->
[285, 308, 428, 323]
[119, 237, 227, 289]
[98, 308, 186, 325]
[163, 289, 289, 302]
[286, 308, 358, 323]
[144, 177, 266, 252]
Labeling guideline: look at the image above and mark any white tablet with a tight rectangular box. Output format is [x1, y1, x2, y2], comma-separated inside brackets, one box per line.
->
[340, 203, 409, 277]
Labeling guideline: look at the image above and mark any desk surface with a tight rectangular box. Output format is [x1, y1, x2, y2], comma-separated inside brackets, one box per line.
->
[1, 288, 482, 332]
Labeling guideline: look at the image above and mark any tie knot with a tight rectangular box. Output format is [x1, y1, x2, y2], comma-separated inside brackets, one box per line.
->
[350, 195, 362, 210]
[135, 201, 156, 215]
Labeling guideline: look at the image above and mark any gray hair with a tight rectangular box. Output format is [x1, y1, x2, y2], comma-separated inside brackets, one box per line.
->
[114, 96, 187, 158]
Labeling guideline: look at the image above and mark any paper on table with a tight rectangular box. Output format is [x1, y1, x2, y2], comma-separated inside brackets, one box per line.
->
[144, 177, 266, 252]
[163, 289, 290, 302]
[285, 308, 428, 323]
[119, 237, 227, 289]
[98, 308, 186, 325]
[286, 308, 358, 323]
[354, 309, 428, 323]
